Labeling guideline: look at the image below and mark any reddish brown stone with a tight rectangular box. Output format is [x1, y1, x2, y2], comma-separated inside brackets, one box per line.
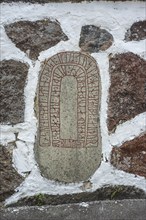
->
[125, 20, 146, 41]
[111, 134, 146, 178]
[108, 52, 146, 132]
[5, 19, 68, 60]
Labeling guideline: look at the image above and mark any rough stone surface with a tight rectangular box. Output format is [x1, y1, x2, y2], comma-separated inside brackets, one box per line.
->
[0, 145, 23, 202]
[125, 20, 146, 41]
[108, 52, 146, 132]
[79, 25, 113, 53]
[0, 60, 28, 125]
[5, 19, 68, 60]
[111, 133, 146, 178]
[1, 199, 146, 220]
[36, 51, 101, 183]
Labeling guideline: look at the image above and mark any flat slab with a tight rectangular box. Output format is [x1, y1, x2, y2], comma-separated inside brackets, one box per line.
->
[1, 199, 146, 220]
[36, 51, 101, 182]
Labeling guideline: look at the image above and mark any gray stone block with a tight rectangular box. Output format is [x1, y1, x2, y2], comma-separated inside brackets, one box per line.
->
[0, 60, 29, 124]
[79, 25, 113, 53]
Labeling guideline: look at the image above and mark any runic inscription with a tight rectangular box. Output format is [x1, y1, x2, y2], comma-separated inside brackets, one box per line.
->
[38, 52, 100, 148]
[37, 52, 101, 182]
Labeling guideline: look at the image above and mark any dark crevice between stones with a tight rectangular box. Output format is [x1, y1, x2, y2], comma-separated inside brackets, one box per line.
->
[7, 185, 146, 207]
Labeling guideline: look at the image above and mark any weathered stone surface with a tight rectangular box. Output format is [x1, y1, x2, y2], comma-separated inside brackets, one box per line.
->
[5, 19, 68, 60]
[79, 25, 113, 53]
[1, 199, 146, 220]
[108, 52, 146, 132]
[0, 145, 23, 202]
[125, 20, 146, 41]
[36, 51, 101, 183]
[111, 134, 146, 178]
[0, 60, 28, 124]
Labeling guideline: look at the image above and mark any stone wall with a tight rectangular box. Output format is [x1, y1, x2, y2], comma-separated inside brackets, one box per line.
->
[0, 1, 146, 205]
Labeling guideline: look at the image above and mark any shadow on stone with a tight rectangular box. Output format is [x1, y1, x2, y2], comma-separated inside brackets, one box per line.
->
[7, 185, 146, 207]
